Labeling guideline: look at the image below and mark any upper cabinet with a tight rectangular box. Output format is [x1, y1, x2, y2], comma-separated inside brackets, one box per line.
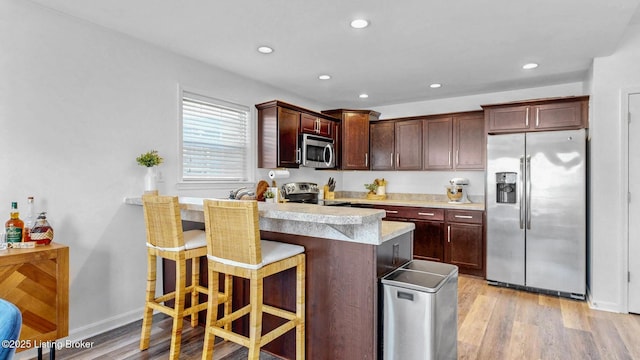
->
[300, 113, 333, 138]
[322, 109, 380, 170]
[256, 100, 338, 168]
[483, 96, 589, 134]
[370, 119, 422, 170]
[423, 111, 485, 170]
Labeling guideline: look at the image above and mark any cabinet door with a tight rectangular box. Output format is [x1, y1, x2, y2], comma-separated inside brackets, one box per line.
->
[370, 121, 395, 170]
[301, 113, 333, 137]
[342, 112, 370, 170]
[300, 113, 318, 134]
[486, 105, 531, 132]
[317, 118, 333, 137]
[423, 117, 453, 170]
[414, 221, 444, 262]
[454, 113, 485, 170]
[278, 107, 301, 167]
[396, 120, 423, 170]
[446, 223, 484, 273]
[533, 101, 584, 130]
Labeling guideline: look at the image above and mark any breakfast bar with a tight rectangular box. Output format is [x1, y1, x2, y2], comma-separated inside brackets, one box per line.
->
[126, 197, 414, 359]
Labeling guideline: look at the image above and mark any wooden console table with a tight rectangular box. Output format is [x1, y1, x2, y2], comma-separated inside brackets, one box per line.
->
[0, 243, 69, 357]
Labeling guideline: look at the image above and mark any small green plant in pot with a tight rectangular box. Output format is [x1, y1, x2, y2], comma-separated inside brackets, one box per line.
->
[264, 190, 275, 202]
[137, 150, 163, 192]
[136, 150, 164, 167]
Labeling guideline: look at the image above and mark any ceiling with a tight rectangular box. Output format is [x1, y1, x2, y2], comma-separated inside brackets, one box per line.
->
[29, 0, 640, 108]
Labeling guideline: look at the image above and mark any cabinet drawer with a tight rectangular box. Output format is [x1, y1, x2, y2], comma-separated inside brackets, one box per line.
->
[376, 206, 444, 221]
[446, 209, 483, 224]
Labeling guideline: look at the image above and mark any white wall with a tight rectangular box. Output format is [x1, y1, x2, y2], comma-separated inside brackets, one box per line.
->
[588, 23, 640, 312]
[0, 0, 329, 345]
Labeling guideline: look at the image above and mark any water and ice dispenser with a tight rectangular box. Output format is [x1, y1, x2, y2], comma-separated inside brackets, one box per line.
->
[495, 172, 517, 204]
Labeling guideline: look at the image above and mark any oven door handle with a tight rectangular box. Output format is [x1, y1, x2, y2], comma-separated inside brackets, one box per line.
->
[324, 144, 334, 167]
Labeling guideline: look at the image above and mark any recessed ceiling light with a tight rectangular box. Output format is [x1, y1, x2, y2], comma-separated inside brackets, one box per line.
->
[430, 83, 442, 88]
[359, 93, 369, 99]
[257, 46, 274, 54]
[350, 19, 369, 29]
[522, 63, 538, 70]
[318, 74, 331, 80]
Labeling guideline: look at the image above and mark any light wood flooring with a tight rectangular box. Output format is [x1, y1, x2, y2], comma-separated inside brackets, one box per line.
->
[35, 275, 640, 359]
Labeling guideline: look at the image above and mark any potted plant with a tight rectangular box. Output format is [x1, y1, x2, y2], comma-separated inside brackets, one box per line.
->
[136, 150, 164, 192]
[264, 190, 275, 203]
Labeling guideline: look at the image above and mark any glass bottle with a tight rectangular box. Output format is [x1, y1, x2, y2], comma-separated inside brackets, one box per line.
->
[23, 196, 35, 242]
[30, 212, 54, 245]
[5, 202, 24, 243]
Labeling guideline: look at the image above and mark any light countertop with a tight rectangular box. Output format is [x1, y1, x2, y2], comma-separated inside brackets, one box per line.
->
[125, 197, 414, 245]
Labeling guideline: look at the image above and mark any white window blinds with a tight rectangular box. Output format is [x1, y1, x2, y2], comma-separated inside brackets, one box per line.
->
[181, 91, 250, 181]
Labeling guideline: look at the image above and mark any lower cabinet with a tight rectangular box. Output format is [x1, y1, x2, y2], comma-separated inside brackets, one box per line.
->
[445, 209, 485, 277]
[370, 204, 485, 277]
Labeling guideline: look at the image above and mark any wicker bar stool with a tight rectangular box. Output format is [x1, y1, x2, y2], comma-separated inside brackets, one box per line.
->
[139, 195, 231, 360]
[201, 199, 306, 360]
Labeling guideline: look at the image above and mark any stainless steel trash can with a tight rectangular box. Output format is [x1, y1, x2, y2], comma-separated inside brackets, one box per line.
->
[381, 260, 458, 360]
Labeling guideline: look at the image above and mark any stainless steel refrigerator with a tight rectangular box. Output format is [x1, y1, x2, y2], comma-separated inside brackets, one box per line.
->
[486, 129, 586, 299]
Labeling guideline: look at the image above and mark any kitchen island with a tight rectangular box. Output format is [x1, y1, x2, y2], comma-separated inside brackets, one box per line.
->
[126, 197, 414, 359]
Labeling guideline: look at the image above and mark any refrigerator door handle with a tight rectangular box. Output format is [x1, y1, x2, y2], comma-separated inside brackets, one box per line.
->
[526, 155, 532, 229]
[519, 156, 525, 229]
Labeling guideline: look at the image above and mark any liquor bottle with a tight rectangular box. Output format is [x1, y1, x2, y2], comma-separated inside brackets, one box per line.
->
[30, 212, 54, 245]
[23, 196, 35, 242]
[5, 202, 24, 243]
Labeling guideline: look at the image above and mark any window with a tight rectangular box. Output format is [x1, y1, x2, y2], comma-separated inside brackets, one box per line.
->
[180, 90, 251, 183]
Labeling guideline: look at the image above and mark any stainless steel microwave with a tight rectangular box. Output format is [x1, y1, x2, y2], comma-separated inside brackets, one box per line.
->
[301, 133, 335, 169]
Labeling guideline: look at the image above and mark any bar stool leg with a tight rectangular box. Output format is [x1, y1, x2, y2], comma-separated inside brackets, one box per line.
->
[296, 256, 306, 360]
[190, 257, 200, 327]
[247, 275, 264, 360]
[169, 258, 186, 360]
[201, 268, 220, 360]
[139, 253, 156, 350]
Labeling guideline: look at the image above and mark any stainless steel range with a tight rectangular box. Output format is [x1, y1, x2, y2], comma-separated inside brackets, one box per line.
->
[281, 182, 320, 203]
[281, 182, 351, 206]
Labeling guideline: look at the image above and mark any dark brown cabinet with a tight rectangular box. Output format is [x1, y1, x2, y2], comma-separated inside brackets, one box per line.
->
[454, 112, 485, 170]
[370, 121, 395, 170]
[370, 120, 422, 170]
[423, 111, 485, 170]
[423, 116, 453, 170]
[395, 120, 423, 170]
[257, 100, 339, 169]
[322, 109, 380, 170]
[257, 102, 300, 168]
[445, 209, 484, 277]
[366, 204, 486, 277]
[483, 96, 588, 134]
[301, 113, 332, 137]
[374, 206, 445, 264]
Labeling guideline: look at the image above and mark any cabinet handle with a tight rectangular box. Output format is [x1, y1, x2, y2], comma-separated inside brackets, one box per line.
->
[391, 153, 394, 167]
[454, 215, 473, 219]
[316, 119, 320, 133]
[365, 153, 368, 167]
[535, 108, 540, 128]
[448, 151, 451, 166]
[296, 148, 301, 164]
[386, 210, 399, 214]
[418, 212, 435, 216]
[456, 150, 459, 166]
[525, 108, 529, 127]
[397, 152, 400, 168]
[447, 225, 451, 243]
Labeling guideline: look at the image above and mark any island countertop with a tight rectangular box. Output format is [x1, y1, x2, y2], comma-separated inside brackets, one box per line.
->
[125, 197, 414, 245]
